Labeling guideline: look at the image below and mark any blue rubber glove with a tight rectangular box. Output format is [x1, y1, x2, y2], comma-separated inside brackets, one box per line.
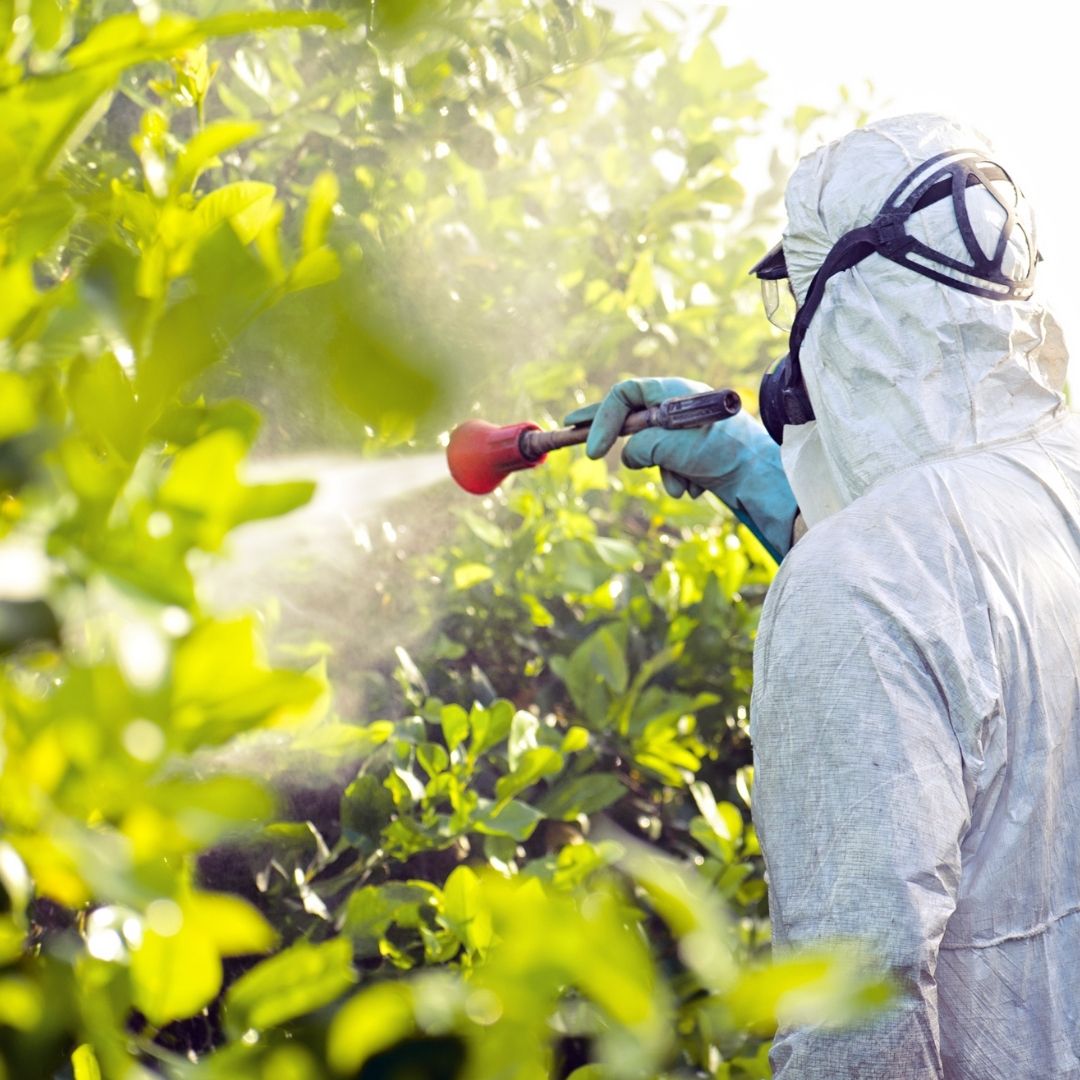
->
[565, 377, 799, 561]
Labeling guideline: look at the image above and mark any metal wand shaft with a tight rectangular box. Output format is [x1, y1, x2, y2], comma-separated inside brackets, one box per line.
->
[519, 388, 741, 459]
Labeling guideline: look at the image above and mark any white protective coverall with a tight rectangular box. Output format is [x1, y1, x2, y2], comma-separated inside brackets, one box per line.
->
[749, 114, 1080, 1078]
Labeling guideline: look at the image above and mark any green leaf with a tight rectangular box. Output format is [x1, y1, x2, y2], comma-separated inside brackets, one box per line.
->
[171, 617, 324, 745]
[723, 951, 893, 1035]
[193, 181, 277, 245]
[560, 726, 589, 753]
[196, 10, 347, 38]
[327, 982, 415, 1075]
[30, 0, 68, 52]
[0, 975, 43, 1030]
[736, 765, 754, 808]
[468, 700, 514, 760]
[137, 298, 221, 419]
[507, 709, 539, 769]
[0, 69, 116, 205]
[66, 11, 344, 71]
[539, 774, 625, 820]
[440, 865, 491, 953]
[592, 537, 639, 571]
[59, 432, 128, 504]
[302, 171, 339, 255]
[148, 775, 273, 845]
[626, 251, 656, 307]
[697, 176, 744, 206]
[793, 104, 827, 134]
[522, 592, 555, 628]
[341, 773, 395, 846]
[328, 305, 440, 435]
[460, 511, 508, 548]
[12, 189, 77, 261]
[342, 886, 394, 943]
[417, 741, 449, 777]
[225, 938, 356, 1035]
[592, 624, 630, 693]
[234, 480, 315, 526]
[494, 746, 563, 806]
[152, 399, 261, 448]
[131, 919, 222, 1027]
[0, 374, 36, 442]
[690, 817, 733, 863]
[345, 883, 434, 959]
[440, 865, 478, 928]
[71, 1044, 102, 1080]
[619, 842, 734, 988]
[174, 120, 262, 193]
[554, 624, 629, 719]
[452, 562, 494, 590]
[185, 892, 278, 957]
[473, 798, 544, 840]
[439, 704, 469, 753]
[68, 354, 140, 462]
[690, 781, 743, 845]
[286, 247, 341, 293]
[0, 263, 38, 340]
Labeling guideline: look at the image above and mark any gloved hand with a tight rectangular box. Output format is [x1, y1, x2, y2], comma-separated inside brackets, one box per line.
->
[565, 377, 800, 561]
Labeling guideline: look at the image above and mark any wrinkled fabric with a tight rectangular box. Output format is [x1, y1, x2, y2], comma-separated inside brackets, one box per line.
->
[778, 419, 848, 528]
[749, 114, 1080, 1078]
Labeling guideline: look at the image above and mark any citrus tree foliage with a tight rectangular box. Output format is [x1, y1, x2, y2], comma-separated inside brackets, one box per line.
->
[164, 0, 800, 446]
[0, 1, 886, 1078]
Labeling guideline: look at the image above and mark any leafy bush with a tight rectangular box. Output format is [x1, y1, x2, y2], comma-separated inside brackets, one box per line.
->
[0, 2, 887, 1078]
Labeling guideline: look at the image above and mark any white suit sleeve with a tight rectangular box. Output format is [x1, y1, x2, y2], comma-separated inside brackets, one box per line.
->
[750, 543, 974, 1080]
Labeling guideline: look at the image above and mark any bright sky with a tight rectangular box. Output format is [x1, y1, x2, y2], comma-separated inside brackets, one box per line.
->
[608, 0, 1078, 381]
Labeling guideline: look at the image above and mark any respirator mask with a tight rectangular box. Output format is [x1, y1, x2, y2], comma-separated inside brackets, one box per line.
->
[750, 148, 1040, 445]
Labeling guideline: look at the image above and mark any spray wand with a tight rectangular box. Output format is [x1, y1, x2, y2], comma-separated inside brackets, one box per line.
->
[447, 388, 741, 494]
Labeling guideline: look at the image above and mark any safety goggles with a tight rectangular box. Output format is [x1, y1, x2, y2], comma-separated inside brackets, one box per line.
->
[751, 241, 796, 331]
[750, 150, 1040, 337]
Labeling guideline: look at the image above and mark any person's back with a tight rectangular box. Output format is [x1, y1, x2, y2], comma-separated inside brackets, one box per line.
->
[746, 113, 1080, 1077]
[753, 409, 1080, 1077]
[936, 416, 1080, 1074]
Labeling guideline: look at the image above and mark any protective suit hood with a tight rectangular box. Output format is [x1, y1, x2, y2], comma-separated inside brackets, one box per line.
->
[780, 113, 1069, 522]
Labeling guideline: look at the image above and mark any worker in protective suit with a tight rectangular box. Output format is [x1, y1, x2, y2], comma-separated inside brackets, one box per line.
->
[577, 113, 1080, 1078]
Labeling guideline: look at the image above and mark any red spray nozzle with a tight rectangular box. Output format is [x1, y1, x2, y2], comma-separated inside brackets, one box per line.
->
[446, 420, 546, 495]
[446, 388, 741, 495]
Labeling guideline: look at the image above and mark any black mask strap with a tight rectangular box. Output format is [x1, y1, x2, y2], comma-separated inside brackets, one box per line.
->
[788, 149, 1038, 372]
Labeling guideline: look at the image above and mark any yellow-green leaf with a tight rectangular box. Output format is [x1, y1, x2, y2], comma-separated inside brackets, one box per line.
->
[131, 920, 222, 1027]
[71, 1044, 102, 1080]
[287, 247, 341, 293]
[193, 181, 276, 245]
[0, 372, 37, 440]
[561, 726, 589, 753]
[327, 982, 415, 1075]
[174, 120, 261, 192]
[0, 264, 38, 340]
[453, 562, 493, 590]
[68, 354, 140, 462]
[225, 938, 356, 1035]
[185, 892, 278, 957]
[0, 976, 43, 1030]
[301, 171, 339, 255]
[440, 865, 492, 954]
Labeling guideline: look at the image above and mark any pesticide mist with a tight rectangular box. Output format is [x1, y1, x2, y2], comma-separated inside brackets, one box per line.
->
[205, 451, 453, 694]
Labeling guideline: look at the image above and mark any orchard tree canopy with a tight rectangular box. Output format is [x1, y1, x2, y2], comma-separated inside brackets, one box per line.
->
[0, 2, 882, 1079]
